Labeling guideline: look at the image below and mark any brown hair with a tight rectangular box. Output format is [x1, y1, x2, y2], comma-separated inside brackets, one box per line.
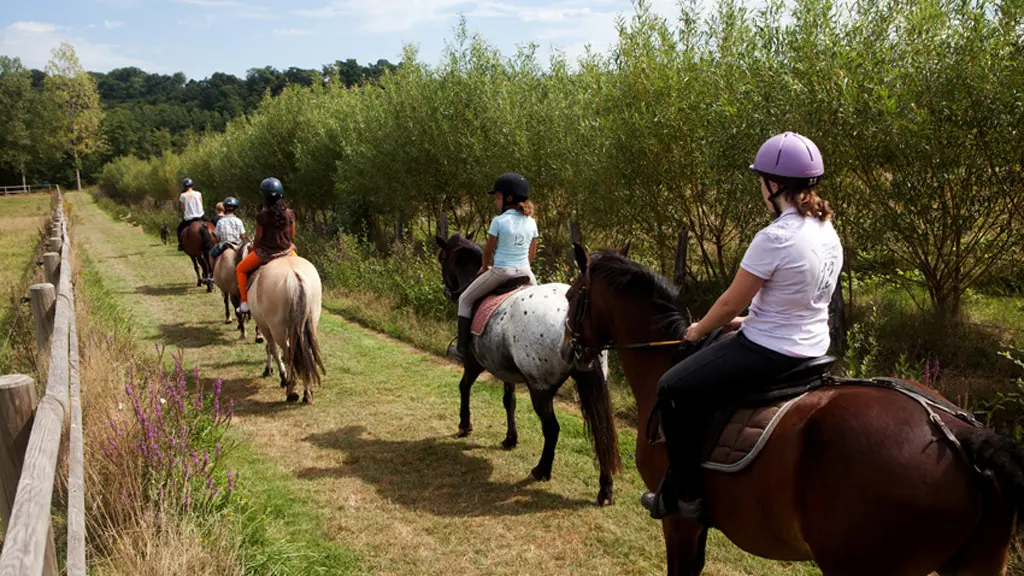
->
[783, 188, 833, 221]
[516, 200, 535, 217]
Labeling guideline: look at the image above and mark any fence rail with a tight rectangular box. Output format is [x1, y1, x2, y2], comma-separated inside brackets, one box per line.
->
[0, 184, 57, 196]
[0, 187, 86, 576]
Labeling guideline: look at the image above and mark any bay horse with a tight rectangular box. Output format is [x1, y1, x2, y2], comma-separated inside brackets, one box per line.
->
[248, 255, 325, 403]
[211, 240, 262, 343]
[435, 234, 621, 505]
[565, 245, 1023, 576]
[181, 220, 215, 292]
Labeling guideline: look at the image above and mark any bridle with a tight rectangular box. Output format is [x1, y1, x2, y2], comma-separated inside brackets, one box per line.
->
[566, 265, 691, 361]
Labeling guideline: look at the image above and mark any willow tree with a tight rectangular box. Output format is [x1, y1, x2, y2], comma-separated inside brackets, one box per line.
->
[44, 42, 105, 190]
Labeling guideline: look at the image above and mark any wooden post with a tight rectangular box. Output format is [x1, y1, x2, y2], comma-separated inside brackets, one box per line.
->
[567, 221, 582, 271]
[29, 284, 56, 354]
[41, 253, 59, 286]
[673, 228, 689, 287]
[0, 375, 36, 537]
[437, 212, 449, 241]
[47, 237, 61, 253]
[829, 276, 847, 357]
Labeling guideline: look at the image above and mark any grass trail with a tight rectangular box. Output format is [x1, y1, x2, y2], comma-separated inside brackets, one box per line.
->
[71, 192, 819, 576]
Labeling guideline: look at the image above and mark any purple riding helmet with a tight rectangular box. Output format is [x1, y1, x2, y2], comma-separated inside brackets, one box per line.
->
[749, 131, 824, 215]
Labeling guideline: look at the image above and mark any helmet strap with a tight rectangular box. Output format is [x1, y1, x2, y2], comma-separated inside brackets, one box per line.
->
[764, 177, 787, 217]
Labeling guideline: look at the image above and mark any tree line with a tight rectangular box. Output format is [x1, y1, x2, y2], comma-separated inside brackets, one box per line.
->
[0, 46, 397, 189]
[102, 0, 1023, 322]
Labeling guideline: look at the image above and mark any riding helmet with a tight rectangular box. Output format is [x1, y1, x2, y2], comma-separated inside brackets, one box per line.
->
[182, 177, 194, 191]
[749, 132, 824, 188]
[223, 196, 240, 210]
[260, 177, 284, 202]
[489, 172, 529, 202]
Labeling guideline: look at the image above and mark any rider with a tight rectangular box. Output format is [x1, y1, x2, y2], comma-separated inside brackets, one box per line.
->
[640, 132, 843, 521]
[449, 172, 539, 363]
[235, 178, 295, 314]
[210, 196, 245, 263]
[176, 178, 208, 251]
[211, 201, 226, 227]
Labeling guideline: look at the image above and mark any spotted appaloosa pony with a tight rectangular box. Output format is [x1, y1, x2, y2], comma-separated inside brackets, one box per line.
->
[180, 220, 214, 292]
[566, 245, 1024, 576]
[248, 255, 325, 403]
[436, 234, 622, 505]
[212, 240, 262, 343]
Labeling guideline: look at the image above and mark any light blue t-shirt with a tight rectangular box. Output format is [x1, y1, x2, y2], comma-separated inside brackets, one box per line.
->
[488, 209, 539, 268]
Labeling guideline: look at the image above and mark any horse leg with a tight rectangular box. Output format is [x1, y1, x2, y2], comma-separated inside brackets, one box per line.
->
[223, 292, 232, 324]
[190, 255, 202, 286]
[501, 382, 518, 450]
[231, 293, 245, 338]
[528, 386, 559, 481]
[662, 516, 709, 576]
[457, 359, 485, 437]
[254, 326, 264, 344]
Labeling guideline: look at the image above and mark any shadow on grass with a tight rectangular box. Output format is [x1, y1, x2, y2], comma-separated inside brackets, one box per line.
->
[297, 425, 592, 518]
[133, 283, 194, 297]
[103, 250, 145, 260]
[157, 321, 234, 349]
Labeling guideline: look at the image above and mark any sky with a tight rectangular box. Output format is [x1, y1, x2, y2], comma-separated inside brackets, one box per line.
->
[0, 0, 700, 80]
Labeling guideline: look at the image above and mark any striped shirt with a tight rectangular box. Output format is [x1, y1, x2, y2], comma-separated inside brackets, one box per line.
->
[214, 215, 246, 245]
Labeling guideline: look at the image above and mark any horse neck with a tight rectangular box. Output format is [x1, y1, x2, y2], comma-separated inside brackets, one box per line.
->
[602, 295, 679, 416]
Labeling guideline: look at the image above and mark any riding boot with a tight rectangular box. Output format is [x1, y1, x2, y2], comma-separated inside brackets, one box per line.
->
[448, 317, 472, 364]
[641, 395, 708, 523]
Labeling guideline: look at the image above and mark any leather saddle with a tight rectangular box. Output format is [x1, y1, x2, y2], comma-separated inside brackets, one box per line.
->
[469, 276, 534, 336]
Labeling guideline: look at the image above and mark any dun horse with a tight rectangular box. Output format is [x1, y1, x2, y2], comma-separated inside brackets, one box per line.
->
[180, 220, 215, 292]
[248, 255, 325, 403]
[436, 234, 621, 505]
[566, 246, 1023, 576]
[212, 240, 262, 342]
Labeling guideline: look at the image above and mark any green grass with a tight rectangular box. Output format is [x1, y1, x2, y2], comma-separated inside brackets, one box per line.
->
[0, 192, 51, 373]
[78, 193, 822, 575]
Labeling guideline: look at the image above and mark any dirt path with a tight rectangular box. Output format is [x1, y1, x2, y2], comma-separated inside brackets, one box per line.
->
[70, 193, 819, 576]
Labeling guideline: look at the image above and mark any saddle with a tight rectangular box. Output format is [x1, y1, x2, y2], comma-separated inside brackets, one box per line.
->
[469, 276, 533, 336]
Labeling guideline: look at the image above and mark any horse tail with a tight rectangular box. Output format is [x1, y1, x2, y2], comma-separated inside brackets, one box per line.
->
[286, 270, 326, 387]
[573, 369, 622, 476]
[956, 426, 1024, 531]
[199, 223, 213, 252]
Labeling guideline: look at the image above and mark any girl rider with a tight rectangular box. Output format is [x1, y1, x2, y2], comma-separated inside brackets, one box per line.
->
[449, 172, 539, 363]
[236, 178, 296, 315]
[641, 132, 844, 521]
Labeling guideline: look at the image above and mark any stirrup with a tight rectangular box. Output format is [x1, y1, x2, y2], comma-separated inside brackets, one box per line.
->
[447, 339, 465, 364]
[640, 476, 708, 523]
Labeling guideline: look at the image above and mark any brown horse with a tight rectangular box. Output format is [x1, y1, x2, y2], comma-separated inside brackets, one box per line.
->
[212, 241, 262, 343]
[565, 245, 1022, 576]
[248, 255, 325, 403]
[181, 220, 215, 292]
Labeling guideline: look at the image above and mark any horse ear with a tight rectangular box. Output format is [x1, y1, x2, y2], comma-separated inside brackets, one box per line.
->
[573, 242, 589, 274]
[619, 240, 632, 259]
[466, 230, 475, 242]
[435, 235, 447, 250]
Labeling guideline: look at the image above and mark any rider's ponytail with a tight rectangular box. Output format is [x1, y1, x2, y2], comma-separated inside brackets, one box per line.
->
[792, 189, 833, 222]
[266, 196, 291, 229]
[516, 200, 535, 217]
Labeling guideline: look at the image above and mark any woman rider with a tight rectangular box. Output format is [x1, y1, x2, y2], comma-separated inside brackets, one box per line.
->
[641, 132, 844, 520]
[449, 172, 539, 363]
[236, 178, 296, 315]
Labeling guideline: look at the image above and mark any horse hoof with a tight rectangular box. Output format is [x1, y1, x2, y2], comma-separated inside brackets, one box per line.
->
[255, 336, 264, 344]
[530, 466, 552, 482]
[302, 390, 312, 404]
[286, 393, 299, 403]
[224, 319, 233, 325]
[501, 436, 518, 450]
[456, 426, 472, 438]
[279, 380, 288, 389]
[262, 368, 271, 378]
[597, 490, 615, 507]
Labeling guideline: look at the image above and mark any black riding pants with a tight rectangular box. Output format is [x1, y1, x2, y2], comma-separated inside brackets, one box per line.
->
[657, 331, 804, 500]
[177, 216, 209, 243]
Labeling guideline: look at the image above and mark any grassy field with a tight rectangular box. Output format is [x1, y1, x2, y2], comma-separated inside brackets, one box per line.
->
[0, 193, 51, 373]
[71, 189, 823, 575]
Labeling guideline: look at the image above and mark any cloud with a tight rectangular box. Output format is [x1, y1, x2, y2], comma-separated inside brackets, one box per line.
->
[292, 0, 475, 32]
[173, 0, 276, 19]
[0, 22, 155, 71]
[103, 20, 124, 30]
[273, 28, 316, 36]
[8, 21, 60, 34]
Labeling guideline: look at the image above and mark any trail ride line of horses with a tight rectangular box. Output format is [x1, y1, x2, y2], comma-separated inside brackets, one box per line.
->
[172, 215, 1023, 576]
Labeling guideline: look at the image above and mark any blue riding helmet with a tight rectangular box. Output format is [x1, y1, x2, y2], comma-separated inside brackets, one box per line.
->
[182, 177, 194, 191]
[260, 177, 284, 202]
[223, 196, 240, 210]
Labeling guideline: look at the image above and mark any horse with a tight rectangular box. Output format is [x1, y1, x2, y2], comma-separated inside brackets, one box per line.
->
[181, 220, 215, 292]
[211, 240, 262, 343]
[435, 233, 622, 505]
[159, 223, 169, 245]
[248, 255, 325, 403]
[565, 244, 1023, 576]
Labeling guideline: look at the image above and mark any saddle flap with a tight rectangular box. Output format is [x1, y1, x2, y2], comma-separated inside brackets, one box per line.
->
[701, 394, 807, 473]
[471, 287, 525, 336]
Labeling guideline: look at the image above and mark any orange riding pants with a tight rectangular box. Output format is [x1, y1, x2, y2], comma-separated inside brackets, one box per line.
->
[236, 251, 264, 303]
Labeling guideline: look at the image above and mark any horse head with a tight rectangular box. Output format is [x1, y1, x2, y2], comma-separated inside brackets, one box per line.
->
[435, 233, 483, 303]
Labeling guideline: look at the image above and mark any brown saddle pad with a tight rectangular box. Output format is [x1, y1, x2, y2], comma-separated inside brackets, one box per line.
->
[700, 394, 806, 472]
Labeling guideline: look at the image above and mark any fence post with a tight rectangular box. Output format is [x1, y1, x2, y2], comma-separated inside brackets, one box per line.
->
[29, 284, 56, 354]
[47, 237, 61, 253]
[567, 221, 582, 271]
[829, 277, 847, 358]
[0, 375, 36, 537]
[437, 212, 449, 241]
[40, 253, 60, 287]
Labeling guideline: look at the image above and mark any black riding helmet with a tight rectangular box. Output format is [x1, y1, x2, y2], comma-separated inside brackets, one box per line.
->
[260, 177, 284, 202]
[489, 172, 529, 203]
[182, 177, 194, 191]
[223, 196, 239, 211]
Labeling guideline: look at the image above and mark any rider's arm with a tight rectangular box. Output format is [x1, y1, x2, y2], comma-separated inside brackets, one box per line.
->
[253, 224, 264, 249]
[288, 219, 296, 242]
[528, 237, 538, 263]
[691, 268, 764, 340]
[481, 235, 497, 273]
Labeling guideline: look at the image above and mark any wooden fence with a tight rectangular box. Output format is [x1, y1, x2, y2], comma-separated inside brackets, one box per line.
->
[0, 185, 58, 197]
[0, 189, 86, 576]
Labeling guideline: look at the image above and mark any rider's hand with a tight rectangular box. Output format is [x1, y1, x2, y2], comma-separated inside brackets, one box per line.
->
[476, 265, 490, 277]
[684, 322, 705, 343]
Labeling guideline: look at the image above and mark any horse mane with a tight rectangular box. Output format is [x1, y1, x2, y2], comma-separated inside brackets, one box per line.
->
[446, 234, 483, 257]
[588, 251, 688, 340]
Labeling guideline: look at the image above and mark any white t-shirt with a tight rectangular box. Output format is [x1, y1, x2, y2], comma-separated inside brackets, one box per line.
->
[179, 190, 204, 220]
[739, 208, 843, 358]
[488, 210, 539, 269]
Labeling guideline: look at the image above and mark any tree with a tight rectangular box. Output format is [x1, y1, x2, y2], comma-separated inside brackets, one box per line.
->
[0, 56, 34, 189]
[44, 42, 105, 190]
